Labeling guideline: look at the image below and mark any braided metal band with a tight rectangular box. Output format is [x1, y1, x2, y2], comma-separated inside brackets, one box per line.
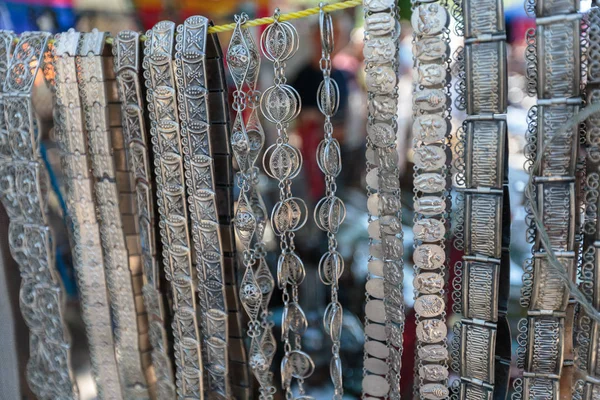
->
[0, 30, 79, 400]
[453, 0, 512, 398]
[51, 29, 123, 399]
[361, 0, 405, 398]
[78, 29, 150, 398]
[409, 0, 453, 397]
[113, 30, 176, 399]
[175, 16, 230, 399]
[514, 0, 583, 398]
[143, 20, 204, 399]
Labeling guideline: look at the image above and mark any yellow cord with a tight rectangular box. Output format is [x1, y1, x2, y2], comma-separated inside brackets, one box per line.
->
[12, 0, 361, 45]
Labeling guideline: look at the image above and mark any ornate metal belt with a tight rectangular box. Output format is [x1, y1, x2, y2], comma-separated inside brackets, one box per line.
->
[409, 0, 452, 397]
[0, 30, 79, 400]
[143, 21, 204, 399]
[514, 0, 583, 397]
[361, 0, 405, 398]
[451, 0, 512, 398]
[113, 30, 176, 399]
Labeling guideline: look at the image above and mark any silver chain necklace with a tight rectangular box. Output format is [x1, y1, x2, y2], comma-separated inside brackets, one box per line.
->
[227, 12, 277, 399]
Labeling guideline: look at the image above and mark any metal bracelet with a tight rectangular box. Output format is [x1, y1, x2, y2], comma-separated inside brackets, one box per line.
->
[361, 0, 405, 398]
[227, 13, 276, 400]
[51, 29, 123, 399]
[514, 0, 583, 397]
[174, 16, 231, 399]
[314, 5, 346, 399]
[77, 29, 149, 398]
[0, 30, 79, 400]
[113, 29, 176, 399]
[143, 20, 204, 399]
[410, 0, 452, 397]
[260, 9, 315, 399]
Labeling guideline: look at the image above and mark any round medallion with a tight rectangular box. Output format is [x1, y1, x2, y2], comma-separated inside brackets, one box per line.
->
[413, 114, 447, 143]
[416, 319, 447, 343]
[364, 357, 389, 375]
[367, 193, 380, 216]
[364, 37, 396, 64]
[369, 95, 397, 120]
[271, 197, 308, 235]
[260, 84, 300, 124]
[414, 173, 446, 193]
[366, 168, 379, 189]
[365, 13, 395, 36]
[380, 215, 402, 235]
[366, 278, 385, 299]
[365, 299, 386, 323]
[416, 63, 446, 87]
[368, 259, 384, 277]
[411, 3, 449, 36]
[368, 219, 381, 239]
[364, 0, 396, 12]
[366, 65, 396, 94]
[419, 364, 449, 381]
[414, 196, 446, 216]
[368, 122, 396, 148]
[414, 295, 445, 318]
[420, 383, 450, 400]
[418, 344, 449, 362]
[414, 218, 446, 242]
[362, 375, 390, 397]
[264, 143, 302, 181]
[414, 89, 447, 111]
[365, 323, 386, 341]
[261, 21, 298, 62]
[413, 145, 446, 171]
[413, 37, 448, 61]
[364, 340, 389, 359]
[413, 272, 444, 294]
[413, 244, 446, 270]
[314, 195, 346, 233]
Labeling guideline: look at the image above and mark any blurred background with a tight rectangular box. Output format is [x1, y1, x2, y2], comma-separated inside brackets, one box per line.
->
[0, 0, 589, 398]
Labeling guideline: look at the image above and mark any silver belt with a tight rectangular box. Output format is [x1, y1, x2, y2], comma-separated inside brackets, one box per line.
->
[0, 30, 79, 400]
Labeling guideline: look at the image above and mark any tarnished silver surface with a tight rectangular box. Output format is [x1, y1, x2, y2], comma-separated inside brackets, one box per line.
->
[113, 30, 176, 399]
[514, 0, 582, 397]
[260, 9, 314, 400]
[362, 0, 405, 397]
[143, 20, 204, 399]
[77, 29, 149, 399]
[1, 30, 79, 400]
[51, 29, 122, 399]
[175, 16, 230, 399]
[226, 13, 275, 399]
[315, 5, 345, 399]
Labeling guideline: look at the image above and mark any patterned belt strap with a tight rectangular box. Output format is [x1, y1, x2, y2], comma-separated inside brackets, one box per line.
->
[0, 30, 79, 400]
[409, 0, 453, 397]
[143, 20, 205, 399]
[205, 23, 253, 399]
[77, 29, 150, 399]
[451, 0, 512, 398]
[226, 13, 275, 399]
[51, 29, 123, 399]
[174, 16, 231, 399]
[113, 30, 176, 399]
[574, 5, 600, 399]
[361, 0, 406, 398]
[260, 8, 315, 399]
[513, 0, 583, 397]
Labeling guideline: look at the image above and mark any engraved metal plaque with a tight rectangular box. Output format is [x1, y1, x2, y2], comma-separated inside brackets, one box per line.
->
[464, 40, 507, 114]
[536, 103, 580, 177]
[526, 316, 564, 375]
[460, 382, 494, 400]
[460, 322, 496, 384]
[523, 376, 559, 400]
[535, 0, 579, 17]
[464, 194, 502, 258]
[463, 0, 505, 37]
[536, 182, 575, 252]
[463, 261, 499, 321]
[464, 118, 506, 189]
[530, 252, 572, 311]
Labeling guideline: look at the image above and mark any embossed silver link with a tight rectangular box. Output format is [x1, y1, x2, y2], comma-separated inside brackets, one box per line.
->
[315, 5, 345, 399]
[0, 30, 79, 400]
[514, 0, 583, 398]
[175, 16, 231, 399]
[113, 30, 176, 399]
[77, 29, 150, 399]
[50, 29, 122, 399]
[361, 0, 405, 398]
[260, 9, 315, 400]
[452, 0, 512, 397]
[410, 0, 452, 397]
[227, 13, 276, 400]
[143, 20, 204, 399]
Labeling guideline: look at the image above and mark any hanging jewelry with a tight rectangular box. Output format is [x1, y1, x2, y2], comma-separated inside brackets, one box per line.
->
[143, 20, 204, 399]
[260, 9, 315, 400]
[1, 30, 79, 400]
[314, 5, 345, 399]
[361, 0, 405, 398]
[227, 13, 277, 399]
[113, 29, 176, 398]
[451, 0, 512, 397]
[410, 0, 453, 397]
[513, 0, 583, 397]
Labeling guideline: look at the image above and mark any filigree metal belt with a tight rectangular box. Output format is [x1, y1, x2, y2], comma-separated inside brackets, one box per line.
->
[361, 0, 405, 398]
[113, 30, 176, 399]
[451, 0, 512, 398]
[77, 29, 149, 398]
[51, 29, 123, 399]
[514, 0, 583, 397]
[0, 30, 79, 400]
[143, 20, 204, 399]
[409, 0, 452, 397]
[175, 16, 231, 399]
